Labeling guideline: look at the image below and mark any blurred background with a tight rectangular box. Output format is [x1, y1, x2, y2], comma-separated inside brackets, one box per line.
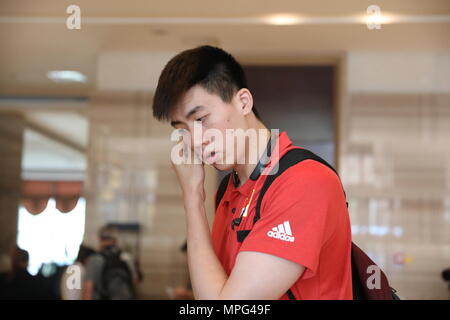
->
[0, 0, 449, 299]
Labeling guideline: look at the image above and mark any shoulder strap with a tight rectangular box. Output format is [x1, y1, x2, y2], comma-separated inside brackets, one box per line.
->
[213, 149, 343, 215]
[254, 148, 342, 224]
[215, 173, 231, 210]
[255, 148, 344, 301]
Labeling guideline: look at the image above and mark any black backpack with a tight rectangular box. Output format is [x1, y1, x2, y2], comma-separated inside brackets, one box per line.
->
[215, 148, 400, 300]
[100, 247, 135, 300]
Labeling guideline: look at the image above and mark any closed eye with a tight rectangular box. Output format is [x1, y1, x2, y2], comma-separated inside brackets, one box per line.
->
[195, 115, 209, 122]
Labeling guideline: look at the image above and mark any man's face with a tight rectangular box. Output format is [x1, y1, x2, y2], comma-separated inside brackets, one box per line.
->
[169, 85, 252, 171]
[100, 238, 116, 249]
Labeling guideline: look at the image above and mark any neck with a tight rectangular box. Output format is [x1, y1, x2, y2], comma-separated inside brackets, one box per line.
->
[233, 120, 271, 187]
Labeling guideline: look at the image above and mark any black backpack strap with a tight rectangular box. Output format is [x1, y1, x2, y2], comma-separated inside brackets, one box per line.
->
[215, 173, 231, 210]
[287, 289, 296, 300]
[253, 148, 343, 301]
[254, 148, 340, 224]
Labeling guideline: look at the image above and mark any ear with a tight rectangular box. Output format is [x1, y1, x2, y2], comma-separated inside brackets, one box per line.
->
[235, 88, 254, 116]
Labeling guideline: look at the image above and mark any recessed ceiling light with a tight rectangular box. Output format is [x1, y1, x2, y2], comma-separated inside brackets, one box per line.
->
[361, 12, 394, 26]
[263, 14, 302, 26]
[47, 70, 87, 83]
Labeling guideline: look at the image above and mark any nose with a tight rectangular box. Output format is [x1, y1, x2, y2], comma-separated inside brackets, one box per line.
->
[190, 128, 209, 152]
[192, 133, 209, 151]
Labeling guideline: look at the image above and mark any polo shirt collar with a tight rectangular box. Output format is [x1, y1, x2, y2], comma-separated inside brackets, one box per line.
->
[229, 131, 293, 197]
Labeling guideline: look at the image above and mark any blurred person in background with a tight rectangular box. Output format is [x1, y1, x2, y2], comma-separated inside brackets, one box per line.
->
[0, 246, 41, 299]
[35, 262, 65, 299]
[166, 241, 194, 300]
[60, 244, 96, 300]
[83, 225, 137, 300]
[442, 267, 450, 299]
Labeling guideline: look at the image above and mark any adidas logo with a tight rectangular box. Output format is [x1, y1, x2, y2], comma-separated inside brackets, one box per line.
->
[267, 221, 295, 242]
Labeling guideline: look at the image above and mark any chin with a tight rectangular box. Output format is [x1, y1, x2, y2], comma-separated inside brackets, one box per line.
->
[212, 162, 234, 171]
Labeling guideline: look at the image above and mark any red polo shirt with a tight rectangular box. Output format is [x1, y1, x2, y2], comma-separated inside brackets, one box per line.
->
[211, 132, 353, 300]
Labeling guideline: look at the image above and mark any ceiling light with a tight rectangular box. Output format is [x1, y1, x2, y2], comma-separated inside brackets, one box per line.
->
[263, 14, 302, 26]
[47, 70, 87, 83]
[360, 12, 396, 26]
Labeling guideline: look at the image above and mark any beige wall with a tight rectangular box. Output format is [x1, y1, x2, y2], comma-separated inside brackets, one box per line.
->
[339, 52, 450, 299]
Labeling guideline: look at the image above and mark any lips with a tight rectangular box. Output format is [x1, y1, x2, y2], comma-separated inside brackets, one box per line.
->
[204, 150, 220, 164]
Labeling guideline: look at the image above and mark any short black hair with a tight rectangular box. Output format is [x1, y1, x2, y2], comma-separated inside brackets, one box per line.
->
[152, 45, 259, 121]
[98, 225, 118, 241]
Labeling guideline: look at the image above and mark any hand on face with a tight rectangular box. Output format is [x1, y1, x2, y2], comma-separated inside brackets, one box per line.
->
[171, 136, 206, 201]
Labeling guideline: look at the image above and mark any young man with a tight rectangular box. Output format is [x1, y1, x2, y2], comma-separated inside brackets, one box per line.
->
[153, 46, 353, 300]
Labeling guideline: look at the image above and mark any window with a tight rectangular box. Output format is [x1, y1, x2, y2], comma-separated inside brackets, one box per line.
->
[17, 197, 86, 275]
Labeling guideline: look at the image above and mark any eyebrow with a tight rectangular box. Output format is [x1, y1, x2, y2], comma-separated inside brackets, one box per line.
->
[170, 105, 204, 127]
[185, 105, 204, 119]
